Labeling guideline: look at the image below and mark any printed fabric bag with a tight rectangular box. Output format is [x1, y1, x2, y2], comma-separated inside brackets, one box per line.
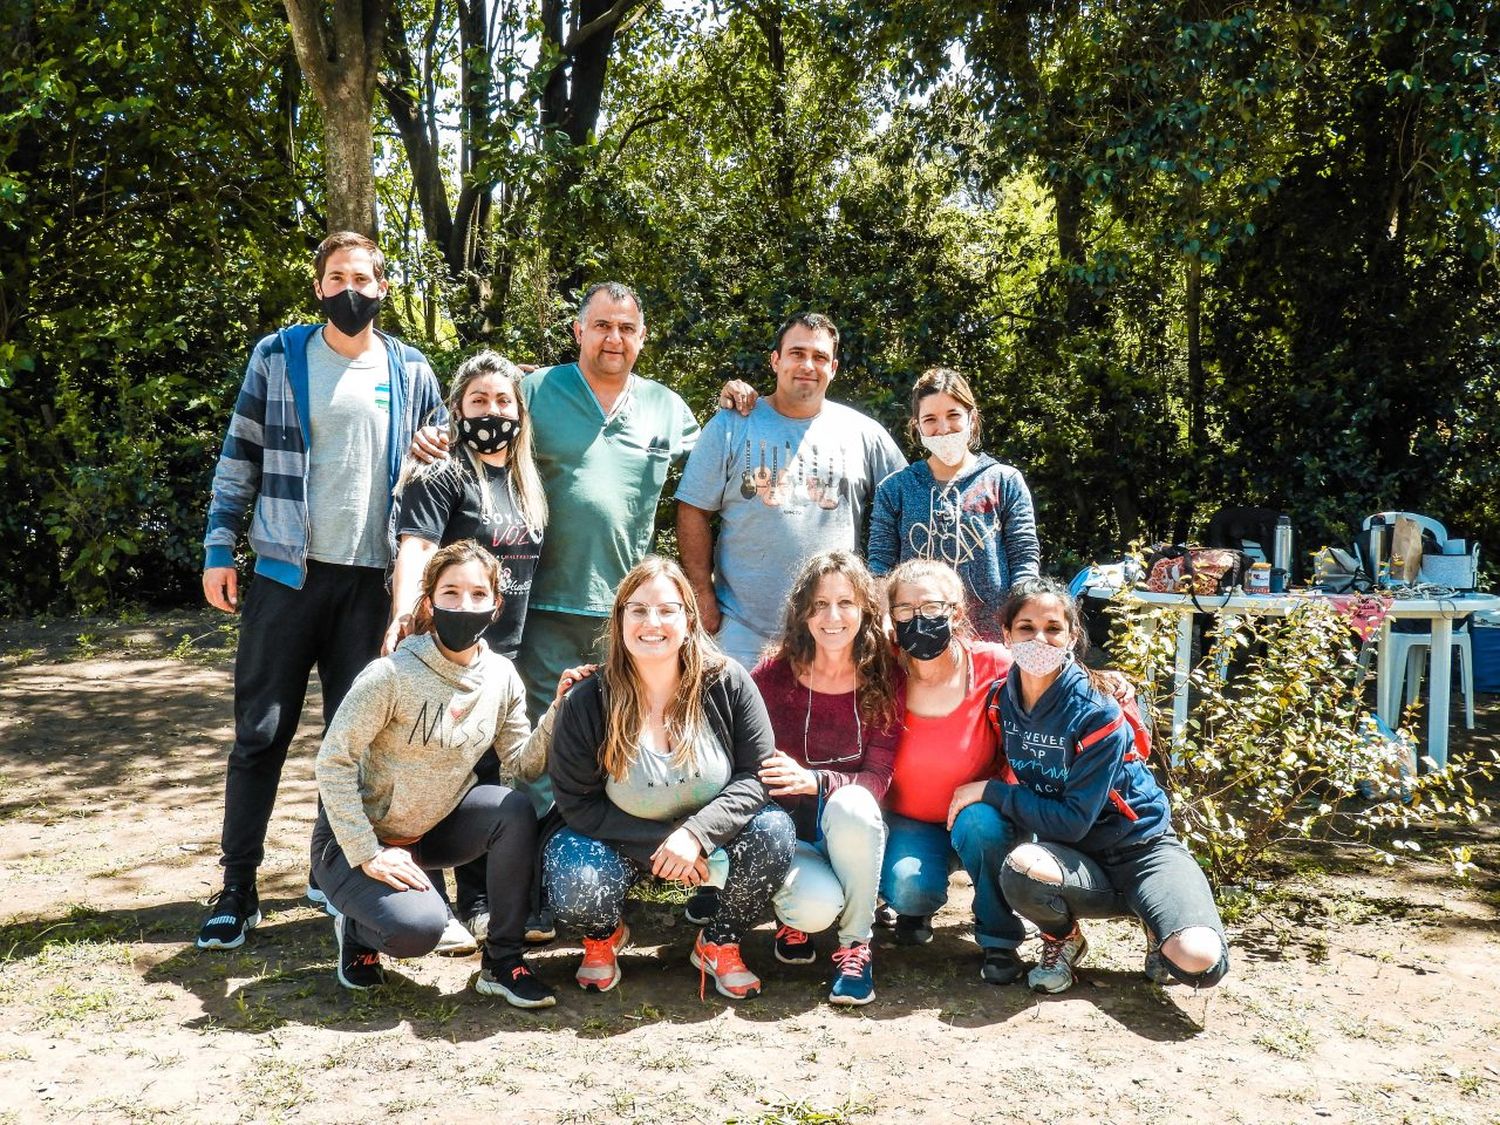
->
[1143, 545, 1246, 597]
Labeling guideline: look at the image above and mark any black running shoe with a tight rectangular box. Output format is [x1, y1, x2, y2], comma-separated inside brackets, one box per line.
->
[475, 956, 558, 1009]
[892, 913, 933, 946]
[196, 885, 261, 950]
[980, 947, 1028, 985]
[524, 907, 557, 944]
[334, 914, 386, 990]
[682, 885, 720, 926]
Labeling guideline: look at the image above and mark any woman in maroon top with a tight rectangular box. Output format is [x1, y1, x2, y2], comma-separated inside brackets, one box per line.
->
[750, 549, 901, 1006]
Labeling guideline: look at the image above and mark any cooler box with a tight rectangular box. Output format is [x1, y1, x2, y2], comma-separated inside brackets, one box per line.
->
[1473, 615, 1500, 694]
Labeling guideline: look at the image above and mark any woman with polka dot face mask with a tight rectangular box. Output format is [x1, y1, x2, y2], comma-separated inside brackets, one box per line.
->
[385, 350, 551, 953]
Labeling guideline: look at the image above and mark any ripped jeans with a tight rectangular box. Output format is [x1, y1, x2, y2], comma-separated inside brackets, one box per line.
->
[1001, 831, 1230, 987]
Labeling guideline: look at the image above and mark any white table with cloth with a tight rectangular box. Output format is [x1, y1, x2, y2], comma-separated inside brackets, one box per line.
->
[1087, 587, 1500, 769]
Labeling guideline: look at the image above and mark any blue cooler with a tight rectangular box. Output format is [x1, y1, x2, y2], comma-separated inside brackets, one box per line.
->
[1473, 615, 1500, 694]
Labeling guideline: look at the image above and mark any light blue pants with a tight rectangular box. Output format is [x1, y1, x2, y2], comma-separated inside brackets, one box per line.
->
[771, 785, 886, 946]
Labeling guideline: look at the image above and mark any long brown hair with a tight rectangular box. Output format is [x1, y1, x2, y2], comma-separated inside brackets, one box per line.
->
[407, 540, 504, 639]
[599, 556, 726, 782]
[396, 350, 548, 534]
[884, 558, 975, 660]
[770, 550, 899, 727]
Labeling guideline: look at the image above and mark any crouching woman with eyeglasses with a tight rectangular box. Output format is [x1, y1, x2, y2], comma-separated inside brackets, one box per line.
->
[879, 559, 1029, 983]
[543, 556, 795, 1000]
[751, 550, 901, 1007]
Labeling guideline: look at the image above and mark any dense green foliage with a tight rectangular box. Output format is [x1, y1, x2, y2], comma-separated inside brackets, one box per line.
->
[2, 0, 1497, 609]
[1108, 596, 1493, 883]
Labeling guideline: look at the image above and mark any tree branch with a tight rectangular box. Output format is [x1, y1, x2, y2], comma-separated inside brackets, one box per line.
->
[564, 0, 647, 54]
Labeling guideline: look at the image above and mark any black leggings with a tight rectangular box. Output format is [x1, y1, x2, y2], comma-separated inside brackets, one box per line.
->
[1001, 833, 1229, 987]
[312, 783, 537, 962]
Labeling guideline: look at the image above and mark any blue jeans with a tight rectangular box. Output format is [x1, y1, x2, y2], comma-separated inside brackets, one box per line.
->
[880, 805, 1024, 949]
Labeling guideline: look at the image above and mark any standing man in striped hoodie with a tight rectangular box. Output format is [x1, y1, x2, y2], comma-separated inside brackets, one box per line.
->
[196, 231, 444, 950]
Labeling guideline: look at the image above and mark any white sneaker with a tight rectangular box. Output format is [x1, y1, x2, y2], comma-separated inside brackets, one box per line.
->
[1028, 925, 1088, 994]
[434, 912, 478, 956]
[464, 910, 490, 943]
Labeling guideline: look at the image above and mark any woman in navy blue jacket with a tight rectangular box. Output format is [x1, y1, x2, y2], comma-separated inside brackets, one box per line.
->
[946, 577, 1228, 994]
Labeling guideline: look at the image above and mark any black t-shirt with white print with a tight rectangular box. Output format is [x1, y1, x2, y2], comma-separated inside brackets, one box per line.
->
[394, 460, 542, 656]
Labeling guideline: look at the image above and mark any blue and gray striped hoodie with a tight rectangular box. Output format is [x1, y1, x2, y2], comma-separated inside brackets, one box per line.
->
[203, 323, 444, 589]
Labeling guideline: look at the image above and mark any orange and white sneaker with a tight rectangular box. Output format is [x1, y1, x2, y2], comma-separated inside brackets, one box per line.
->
[690, 931, 762, 1000]
[576, 922, 629, 992]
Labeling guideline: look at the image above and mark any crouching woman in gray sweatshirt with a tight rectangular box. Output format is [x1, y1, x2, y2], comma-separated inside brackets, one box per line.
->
[313, 540, 557, 1008]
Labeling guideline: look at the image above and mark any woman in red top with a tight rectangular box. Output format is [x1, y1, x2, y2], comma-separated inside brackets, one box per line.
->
[879, 559, 1028, 984]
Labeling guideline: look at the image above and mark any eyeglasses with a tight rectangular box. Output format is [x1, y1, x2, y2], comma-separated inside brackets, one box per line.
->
[622, 601, 686, 623]
[889, 600, 955, 624]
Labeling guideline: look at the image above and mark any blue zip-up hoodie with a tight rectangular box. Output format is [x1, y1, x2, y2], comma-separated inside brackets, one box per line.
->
[867, 454, 1040, 640]
[203, 324, 444, 589]
[983, 659, 1170, 853]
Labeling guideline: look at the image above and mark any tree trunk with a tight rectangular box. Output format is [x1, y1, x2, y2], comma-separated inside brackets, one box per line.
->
[322, 84, 378, 235]
[282, 0, 389, 237]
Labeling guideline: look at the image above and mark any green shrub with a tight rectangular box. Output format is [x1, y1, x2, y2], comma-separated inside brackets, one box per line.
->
[1106, 596, 1493, 885]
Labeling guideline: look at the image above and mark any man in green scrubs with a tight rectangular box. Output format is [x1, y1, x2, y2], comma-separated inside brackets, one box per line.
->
[515, 282, 700, 720]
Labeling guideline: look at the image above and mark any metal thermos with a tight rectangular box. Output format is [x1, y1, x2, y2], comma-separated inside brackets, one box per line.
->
[1273, 514, 1293, 575]
[1365, 516, 1386, 584]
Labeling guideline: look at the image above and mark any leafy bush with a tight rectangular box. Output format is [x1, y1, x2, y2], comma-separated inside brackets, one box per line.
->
[1106, 596, 1493, 885]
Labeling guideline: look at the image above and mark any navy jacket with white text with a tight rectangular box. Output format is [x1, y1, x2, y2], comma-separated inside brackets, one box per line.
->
[983, 659, 1171, 853]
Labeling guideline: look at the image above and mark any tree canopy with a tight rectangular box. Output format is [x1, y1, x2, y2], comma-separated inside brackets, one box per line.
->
[2, 0, 1497, 609]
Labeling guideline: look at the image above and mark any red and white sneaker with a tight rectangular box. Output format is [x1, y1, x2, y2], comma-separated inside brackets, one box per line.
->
[691, 931, 762, 1000]
[575, 922, 629, 992]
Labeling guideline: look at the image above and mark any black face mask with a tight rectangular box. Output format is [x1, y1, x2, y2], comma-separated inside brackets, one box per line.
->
[894, 612, 952, 662]
[431, 606, 495, 653]
[321, 287, 382, 336]
[458, 414, 519, 456]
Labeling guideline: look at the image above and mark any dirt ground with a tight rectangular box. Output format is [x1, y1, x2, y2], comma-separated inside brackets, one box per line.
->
[1, 612, 1498, 1125]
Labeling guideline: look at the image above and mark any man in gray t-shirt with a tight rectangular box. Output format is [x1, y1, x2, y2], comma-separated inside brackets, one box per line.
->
[676, 313, 906, 669]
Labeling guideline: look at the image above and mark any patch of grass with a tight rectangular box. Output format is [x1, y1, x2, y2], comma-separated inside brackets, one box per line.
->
[245, 1055, 312, 1115]
[168, 620, 239, 664]
[72, 632, 99, 658]
[1, 645, 39, 667]
[1252, 1021, 1315, 1059]
[628, 878, 692, 906]
[1, 904, 164, 960]
[729, 1096, 875, 1125]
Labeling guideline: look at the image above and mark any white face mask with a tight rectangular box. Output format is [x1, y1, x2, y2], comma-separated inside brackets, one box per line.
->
[920, 427, 971, 467]
[1008, 638, 1070, 677]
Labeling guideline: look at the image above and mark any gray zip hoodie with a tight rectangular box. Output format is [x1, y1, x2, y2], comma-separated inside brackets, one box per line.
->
[315, 631, 551, 867]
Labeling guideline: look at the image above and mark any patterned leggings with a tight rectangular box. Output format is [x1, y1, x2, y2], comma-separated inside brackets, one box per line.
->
[543, 805, 795, 944]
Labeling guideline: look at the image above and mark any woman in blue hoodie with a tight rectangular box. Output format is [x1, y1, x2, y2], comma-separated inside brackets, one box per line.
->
[867, 368, 1039, 640]
[946, 578, 1228, 994]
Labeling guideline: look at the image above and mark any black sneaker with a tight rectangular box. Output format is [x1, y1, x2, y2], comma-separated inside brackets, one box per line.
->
[475, 956, 558, 1009]
[334, 914, 386, 990]
[893, 913, 933, 946]
[774, 924, 817, 965]
[873, 902, 898, 929]
[524, 907, 556, 944]
[682, 885, 720, 926]
[196, 885, 261, 950]
[980, 947, 1028, 985]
